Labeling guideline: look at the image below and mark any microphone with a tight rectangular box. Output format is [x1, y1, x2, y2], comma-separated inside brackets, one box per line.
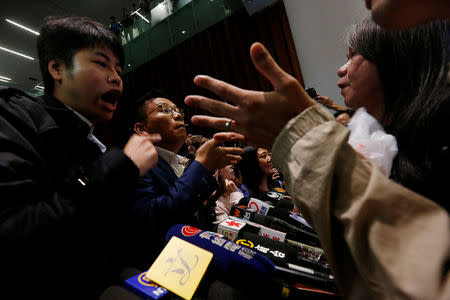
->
[166, 224, 275, 290]
[286, 239, 326, 261]
[239, 232, 331, 274]
[274, 196, 294, 210]
[237, 233, 336, 292]
[274, 265, 337, 293]
[261, 190, 284, 206]
[247, 198, 274, 215]
[216, 217, 259, 241]
[229, 205, 256, 221]
[228, 215, 287, 242]
[267, 208, 315, 233]
[237, 232, 298, 266]
[253, 214, 321, 247]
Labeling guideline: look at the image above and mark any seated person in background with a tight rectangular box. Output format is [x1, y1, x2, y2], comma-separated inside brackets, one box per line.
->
[184, 2, 450, 298]
[232, 164, 250, 198]
[214, 165, 245, 224]
[127, 90, 242, 269]
[237, 146, 287, 201]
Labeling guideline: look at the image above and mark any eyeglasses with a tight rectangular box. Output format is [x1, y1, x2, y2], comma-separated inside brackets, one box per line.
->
[148, 104, 184, 117]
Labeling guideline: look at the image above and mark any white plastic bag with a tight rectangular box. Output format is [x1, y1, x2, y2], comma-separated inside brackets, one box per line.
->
[347, 108, 398, 176]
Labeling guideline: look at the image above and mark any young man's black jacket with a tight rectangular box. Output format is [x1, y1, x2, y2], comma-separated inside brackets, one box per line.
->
[0, 87, 139, 299]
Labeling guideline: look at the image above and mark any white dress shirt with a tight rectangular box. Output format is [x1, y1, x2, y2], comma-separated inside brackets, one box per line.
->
[155, 146, 188, 178]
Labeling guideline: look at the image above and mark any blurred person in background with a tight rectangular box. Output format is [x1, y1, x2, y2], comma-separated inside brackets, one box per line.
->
[213, 165, 245, 224]
[237, 146, 286, 201]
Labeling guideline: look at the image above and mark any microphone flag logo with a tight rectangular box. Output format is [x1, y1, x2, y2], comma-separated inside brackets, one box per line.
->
[235, 239, 254, 248]
[181, 226, 202, 237]
[138, 272, 159, 287]
[248, 201, 259, 211]
[225, 220, 242, 228]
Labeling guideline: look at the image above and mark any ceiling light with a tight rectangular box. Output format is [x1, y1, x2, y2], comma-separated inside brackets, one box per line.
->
[34, 83, 44, 90]
[0, 79, 10, 83]
[0, 46, 35, 60]
[5, 19, 40, 35]
[0, 75, 12, 81]
[182, 30, 186, 34]
[131, 8, 150, 23]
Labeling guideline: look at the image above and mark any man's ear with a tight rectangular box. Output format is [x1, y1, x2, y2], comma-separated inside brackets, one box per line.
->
[134, 122, 147, 134]
[48, 59, 64, 81]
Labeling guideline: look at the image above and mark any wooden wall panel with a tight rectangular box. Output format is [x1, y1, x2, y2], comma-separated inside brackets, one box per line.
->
[97, 1, 304, 147]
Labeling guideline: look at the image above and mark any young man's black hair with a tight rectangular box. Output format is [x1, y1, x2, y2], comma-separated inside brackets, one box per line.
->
[37, 16, 124, 95]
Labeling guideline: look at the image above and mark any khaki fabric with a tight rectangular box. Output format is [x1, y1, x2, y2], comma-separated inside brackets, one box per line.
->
[272, 104, 450, 300]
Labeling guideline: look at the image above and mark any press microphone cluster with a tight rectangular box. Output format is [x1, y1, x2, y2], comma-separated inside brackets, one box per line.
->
[253, 214, 321, 247]
[167, 224, 338, 298]
[214, 191, 337, 293]
[123, 190, 338, 299]
[237, 232, 334, 288]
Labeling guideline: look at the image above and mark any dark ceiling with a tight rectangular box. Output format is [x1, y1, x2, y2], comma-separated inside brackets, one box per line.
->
[0, 0, 135, 93]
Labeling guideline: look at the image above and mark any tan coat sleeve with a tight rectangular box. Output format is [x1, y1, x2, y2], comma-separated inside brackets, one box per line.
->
[272, 104, 450, 300]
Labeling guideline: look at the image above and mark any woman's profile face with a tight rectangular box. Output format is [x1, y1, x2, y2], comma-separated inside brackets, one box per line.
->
[337, 48, 385, 123]
[257, 148, 273, 176]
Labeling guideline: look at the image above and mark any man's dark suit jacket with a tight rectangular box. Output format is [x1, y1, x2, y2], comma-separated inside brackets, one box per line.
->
[127, 157, 217, 269]
[0, 87, 140, 298]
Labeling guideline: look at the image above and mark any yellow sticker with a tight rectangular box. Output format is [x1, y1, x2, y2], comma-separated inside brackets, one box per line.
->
[274, 187, 286, 193]
[145, 236, 213, 300]
[235, 239, 254, 248]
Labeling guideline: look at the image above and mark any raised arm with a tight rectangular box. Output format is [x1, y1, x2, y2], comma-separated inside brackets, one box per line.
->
[185, 42, 315, 149]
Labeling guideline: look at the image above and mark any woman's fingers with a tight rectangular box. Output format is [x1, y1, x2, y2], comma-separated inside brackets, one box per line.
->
[185, 95, 239, 120]
[250, 42, 291, 89]
[191, 115, 241, 133]
[192, 75, 249, 105]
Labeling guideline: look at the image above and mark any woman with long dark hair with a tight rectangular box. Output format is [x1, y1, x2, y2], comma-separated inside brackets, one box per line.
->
[337, 19, 450, 210]
[237, 146, 285, 200]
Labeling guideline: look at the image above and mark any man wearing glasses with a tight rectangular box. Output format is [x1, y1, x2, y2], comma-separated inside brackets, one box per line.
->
[126, 90, 243, 270]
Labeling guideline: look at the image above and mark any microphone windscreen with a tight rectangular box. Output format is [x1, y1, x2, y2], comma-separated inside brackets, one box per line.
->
[237, 234, 337, 292]
[275, 197, 294, 210]
[230, 205, 256, 221]
[255, 213, 321, 246]
[267, 207, 289, 218]
[253, 214, 273, 227]
[275, 265, 337, 292]
[240, 232, 297, 266]
[268, 208, 315, 233]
